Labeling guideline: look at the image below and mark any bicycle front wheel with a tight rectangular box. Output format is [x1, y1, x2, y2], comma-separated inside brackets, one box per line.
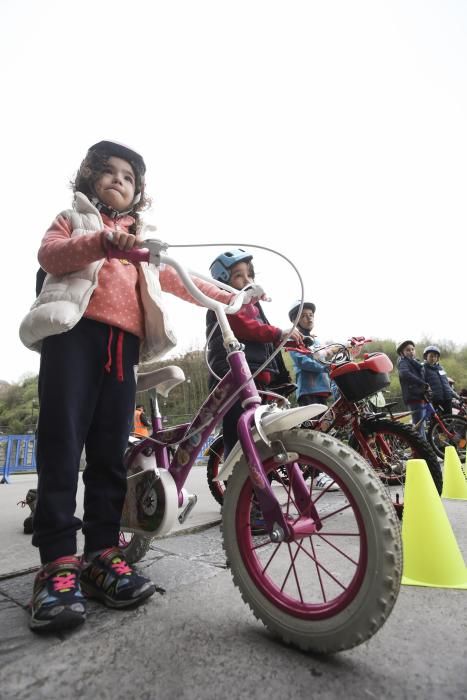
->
[222, 428, 402, 654]
[428, 414, 467, 460]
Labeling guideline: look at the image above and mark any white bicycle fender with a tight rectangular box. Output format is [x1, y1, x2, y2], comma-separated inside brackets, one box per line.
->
[215, 403, 327, 482]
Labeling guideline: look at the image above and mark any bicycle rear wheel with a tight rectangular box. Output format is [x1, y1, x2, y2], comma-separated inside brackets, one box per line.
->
[222, 428, 402, 654]
[350, 419, 442, 518]
[428, 414, 467, 460]
[118, 532, 153, 563]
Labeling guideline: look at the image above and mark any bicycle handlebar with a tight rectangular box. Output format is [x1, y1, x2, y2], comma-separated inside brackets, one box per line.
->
[284, 336, 373, 365]
[106, 237, 263, 347]
[285, 336, 372, 352]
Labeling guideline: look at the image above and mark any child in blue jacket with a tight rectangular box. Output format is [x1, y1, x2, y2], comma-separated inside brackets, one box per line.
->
[287, 301, 332, 406]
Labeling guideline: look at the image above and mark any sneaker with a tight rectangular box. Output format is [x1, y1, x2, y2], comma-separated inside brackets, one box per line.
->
[29, 556, 86, 633]
[23, 515, 34, 534]
[80, 547, 156, 609]
[313, 473, 340, 492]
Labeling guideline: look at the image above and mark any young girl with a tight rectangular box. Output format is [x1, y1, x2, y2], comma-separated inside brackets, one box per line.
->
[206, 249, 302, 457]
[19, 140, 239, 633]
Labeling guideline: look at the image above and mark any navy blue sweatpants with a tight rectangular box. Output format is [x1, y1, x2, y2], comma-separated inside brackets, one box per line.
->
[32, 318, 139, 563]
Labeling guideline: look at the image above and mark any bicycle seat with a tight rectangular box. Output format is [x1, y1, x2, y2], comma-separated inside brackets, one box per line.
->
[136, 365, 186, 397]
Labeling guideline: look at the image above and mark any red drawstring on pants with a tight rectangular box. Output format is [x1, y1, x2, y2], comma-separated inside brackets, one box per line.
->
[116, 329, 124, 382]
[104, 327, 125, 382]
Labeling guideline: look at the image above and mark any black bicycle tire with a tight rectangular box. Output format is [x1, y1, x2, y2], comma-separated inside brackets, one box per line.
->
[351, 418, 443, 495]
[427, 413, 467, 460]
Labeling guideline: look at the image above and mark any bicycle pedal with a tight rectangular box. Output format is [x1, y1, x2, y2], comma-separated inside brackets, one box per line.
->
[178, 493, 198, 524]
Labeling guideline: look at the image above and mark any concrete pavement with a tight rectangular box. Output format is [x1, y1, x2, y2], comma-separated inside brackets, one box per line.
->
[0, 468, 221, 579]
[1, 471, 467, 699]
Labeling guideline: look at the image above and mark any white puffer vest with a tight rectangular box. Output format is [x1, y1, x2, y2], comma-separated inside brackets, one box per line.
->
[19, 193, 177, 369]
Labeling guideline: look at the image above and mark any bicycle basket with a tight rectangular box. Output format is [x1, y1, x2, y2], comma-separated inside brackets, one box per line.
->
[331, 353, 393, 402]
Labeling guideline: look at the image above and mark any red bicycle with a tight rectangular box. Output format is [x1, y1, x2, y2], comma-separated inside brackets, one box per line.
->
[207, 337, 442, 518]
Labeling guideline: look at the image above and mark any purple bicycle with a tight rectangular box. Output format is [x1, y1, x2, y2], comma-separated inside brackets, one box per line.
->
[109, 239, 402, 654]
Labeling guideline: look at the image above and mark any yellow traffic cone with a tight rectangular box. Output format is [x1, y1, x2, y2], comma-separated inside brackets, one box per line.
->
[442, 446, 467, 500]
[402, 459, 467, 588]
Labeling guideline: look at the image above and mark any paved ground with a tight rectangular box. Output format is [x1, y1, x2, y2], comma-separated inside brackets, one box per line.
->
[1, 470, 467, 699]
[0, 468, 221, 578]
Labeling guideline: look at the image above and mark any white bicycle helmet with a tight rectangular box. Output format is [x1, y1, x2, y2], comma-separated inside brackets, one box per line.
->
[288, 301, 316, 323]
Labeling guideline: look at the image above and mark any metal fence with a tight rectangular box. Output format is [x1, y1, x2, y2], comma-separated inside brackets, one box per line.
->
[1, 433, 217, 484]
[0, 434, 37, 483]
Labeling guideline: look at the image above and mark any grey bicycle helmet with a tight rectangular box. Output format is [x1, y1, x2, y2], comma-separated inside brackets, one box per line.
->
[209, 249, 253, 283]
[395, 339, 415, 355]
[423, 345, 441, 358]
[288, 301, 316, 323]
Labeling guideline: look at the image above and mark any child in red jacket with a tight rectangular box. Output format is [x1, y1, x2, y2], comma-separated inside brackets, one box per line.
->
[206, 248, 302, 456]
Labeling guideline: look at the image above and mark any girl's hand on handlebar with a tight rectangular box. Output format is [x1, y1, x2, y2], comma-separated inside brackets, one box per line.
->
[241, 284, 269, 304]
[104, 227, 137, 252]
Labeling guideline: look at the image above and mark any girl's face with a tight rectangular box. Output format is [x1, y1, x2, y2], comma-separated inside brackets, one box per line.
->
[229, 261, 254, 291]
[94, 156, 136, 211]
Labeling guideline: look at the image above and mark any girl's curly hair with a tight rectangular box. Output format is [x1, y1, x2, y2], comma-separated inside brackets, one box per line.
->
[71, 148, 152, 235]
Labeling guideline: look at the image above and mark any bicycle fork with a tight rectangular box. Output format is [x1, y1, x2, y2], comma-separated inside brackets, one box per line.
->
[237, 409, 322, 542]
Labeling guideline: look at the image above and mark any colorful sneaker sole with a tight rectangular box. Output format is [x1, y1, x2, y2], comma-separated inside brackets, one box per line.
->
[30, 604, 86, 633]
[80, 578, 156, 609]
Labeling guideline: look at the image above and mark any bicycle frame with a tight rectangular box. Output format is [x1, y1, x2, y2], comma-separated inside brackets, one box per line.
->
[393, 400, 461, 441]
[127, 351, 259, 499]
[313, 397, 396, 467]
[424, 402, 456, 437]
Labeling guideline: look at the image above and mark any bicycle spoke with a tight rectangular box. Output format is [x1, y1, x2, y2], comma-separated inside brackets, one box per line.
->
[292, 538, 350, 591]
[316, 533, 360, 566]
[309, 535, 327, 602]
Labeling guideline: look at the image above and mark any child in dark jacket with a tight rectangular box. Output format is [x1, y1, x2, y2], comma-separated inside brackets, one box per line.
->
[423, 345, 457, 414]
[396, 340, 431, 439]
[206, 249, 302, 457]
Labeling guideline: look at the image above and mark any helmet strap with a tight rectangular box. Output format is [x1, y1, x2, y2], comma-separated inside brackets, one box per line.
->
[90, 196, 135, 219]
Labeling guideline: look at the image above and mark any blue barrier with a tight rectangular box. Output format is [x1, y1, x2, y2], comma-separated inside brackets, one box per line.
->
[0, 432, 217, 483]
[0, 435, 37, 484]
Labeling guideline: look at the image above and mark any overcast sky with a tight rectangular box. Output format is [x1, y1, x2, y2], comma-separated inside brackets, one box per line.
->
[1, 0, 466, 383]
